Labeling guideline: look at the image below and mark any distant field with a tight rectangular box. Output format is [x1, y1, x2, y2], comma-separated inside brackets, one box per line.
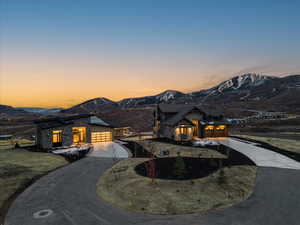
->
[0, 148, 68, 223]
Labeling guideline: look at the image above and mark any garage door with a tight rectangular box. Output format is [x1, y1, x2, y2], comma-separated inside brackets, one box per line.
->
[91, 132, 112, 143]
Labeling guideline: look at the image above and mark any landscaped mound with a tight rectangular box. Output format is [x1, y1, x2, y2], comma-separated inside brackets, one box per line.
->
[135, 157, 220, 180]
[97, 158, 257, 215]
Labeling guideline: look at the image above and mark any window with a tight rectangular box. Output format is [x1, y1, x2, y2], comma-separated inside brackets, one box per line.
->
[52, 130, 62, 147]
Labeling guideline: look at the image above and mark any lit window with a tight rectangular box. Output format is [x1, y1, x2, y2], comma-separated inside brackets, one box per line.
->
[205, 125, 214, 130]
[52, 130, 62, 143]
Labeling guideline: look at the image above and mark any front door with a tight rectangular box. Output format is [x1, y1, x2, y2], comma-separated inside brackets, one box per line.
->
[72, 127, 86, 145]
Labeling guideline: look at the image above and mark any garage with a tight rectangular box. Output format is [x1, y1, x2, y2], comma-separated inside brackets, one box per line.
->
[203, 125, 228, 138]
[91, 131, 113, 143]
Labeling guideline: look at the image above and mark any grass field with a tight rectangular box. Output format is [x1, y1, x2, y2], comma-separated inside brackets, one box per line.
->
[97, 158, 256, 215]
[236, 135, 300, 154]
[0, 148, 68, 223]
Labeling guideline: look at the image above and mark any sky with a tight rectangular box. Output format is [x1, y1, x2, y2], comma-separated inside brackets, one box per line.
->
[1, 0, 300, 108]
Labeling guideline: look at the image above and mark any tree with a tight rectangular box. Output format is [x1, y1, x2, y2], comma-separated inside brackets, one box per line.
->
[145, 141, 157, 184]
[173, 152, 187, 179]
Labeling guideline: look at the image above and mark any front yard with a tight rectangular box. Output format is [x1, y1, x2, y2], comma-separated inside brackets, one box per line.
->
[0, 147, 68, 223]
[97, 158, 257, 215]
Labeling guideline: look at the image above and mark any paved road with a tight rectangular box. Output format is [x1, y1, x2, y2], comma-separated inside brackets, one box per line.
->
[5, 139, 300, 225]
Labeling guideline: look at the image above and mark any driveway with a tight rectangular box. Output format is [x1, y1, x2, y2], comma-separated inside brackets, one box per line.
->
[219, 138, 300, 169]
[5, 138, 300, 225]
[88, 142, 130, 158]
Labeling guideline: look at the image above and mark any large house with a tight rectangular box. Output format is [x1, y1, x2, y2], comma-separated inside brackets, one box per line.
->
[35, 114, 114, 150]
[153, 104, 229, 141]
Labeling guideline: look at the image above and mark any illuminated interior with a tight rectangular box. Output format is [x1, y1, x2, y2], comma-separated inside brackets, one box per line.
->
[175, 125, 193, 136]
[192, 120, 199, 136]
[52, 130, 62, 143]
[205, 125, 214, 130]
[216, 125, 226, 130]
[72, 127, 87, 144]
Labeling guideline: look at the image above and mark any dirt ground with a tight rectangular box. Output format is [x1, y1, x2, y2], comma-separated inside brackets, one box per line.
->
[0, 148, 68, 223]
[97, 158, 257, 215]
[235, 135, 300, 154]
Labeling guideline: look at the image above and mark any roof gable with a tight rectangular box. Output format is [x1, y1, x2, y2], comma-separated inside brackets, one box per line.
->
[162, 105, 205, 126]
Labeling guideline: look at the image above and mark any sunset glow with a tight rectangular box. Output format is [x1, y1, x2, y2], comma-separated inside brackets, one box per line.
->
[2, 0, 300, 108]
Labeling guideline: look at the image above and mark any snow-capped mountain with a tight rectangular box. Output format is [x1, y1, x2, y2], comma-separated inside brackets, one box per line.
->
[118, 90, 185, 107]
[57, 73, 300, 114]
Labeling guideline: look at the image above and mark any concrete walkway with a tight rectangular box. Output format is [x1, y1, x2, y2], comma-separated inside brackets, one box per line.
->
[219, 138, 300, 170]
[88, 142, 130, 158]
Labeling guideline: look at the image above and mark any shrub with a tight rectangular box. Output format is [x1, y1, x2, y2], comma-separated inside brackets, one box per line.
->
[173, 153, 187, 179]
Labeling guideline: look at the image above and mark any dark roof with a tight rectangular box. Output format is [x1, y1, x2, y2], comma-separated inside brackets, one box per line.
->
[158, 104, 226, 126]
[35, 114, 94, 124]
[163, 106, 196, 126]
[35, 114, 113, 129]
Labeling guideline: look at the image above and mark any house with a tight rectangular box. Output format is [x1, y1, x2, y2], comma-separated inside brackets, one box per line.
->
[153, 104, 229, 141]
[35, 114, 114, 150]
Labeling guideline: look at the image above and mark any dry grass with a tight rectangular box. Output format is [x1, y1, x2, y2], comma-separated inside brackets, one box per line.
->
[236, 135, 300, 153]
[97, 158, 256, 215]
[0, 148, 68, 222]
[136, 140, 226, 158]
[0, 139, 35, 150]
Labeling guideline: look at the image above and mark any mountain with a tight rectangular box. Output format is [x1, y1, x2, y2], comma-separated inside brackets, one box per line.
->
[60, 73, 300, 115]
[0, 105, 38, 118]
[191, 74, 300, 104]
[61, 97, 118, 114]
[16, 107, 63, 115]
[118, 90, 185, 107]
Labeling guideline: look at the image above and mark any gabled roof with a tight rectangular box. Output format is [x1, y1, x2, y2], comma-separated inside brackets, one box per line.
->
[35, 114, 113, 129]
[163, 106, 198, 126]
[158, 104, 226, 126]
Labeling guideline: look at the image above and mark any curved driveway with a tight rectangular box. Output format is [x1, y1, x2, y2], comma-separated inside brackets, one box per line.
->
[5, 139, 300, 225]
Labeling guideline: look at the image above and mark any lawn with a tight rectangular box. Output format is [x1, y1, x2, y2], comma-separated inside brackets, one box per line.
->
[236, 135, 300, 154]
[97, 158, 256, 215]
[0, 148, 68, 223]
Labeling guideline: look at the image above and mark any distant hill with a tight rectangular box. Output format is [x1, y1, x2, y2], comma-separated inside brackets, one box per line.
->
[2, 73, 299, 122]
[61, 97, 119, 114]
[0, 105, 38, 118]
[16, 107, 63, 115]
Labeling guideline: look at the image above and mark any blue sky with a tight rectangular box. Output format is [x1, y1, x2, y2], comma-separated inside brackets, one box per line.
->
[1, 0, 300, 107]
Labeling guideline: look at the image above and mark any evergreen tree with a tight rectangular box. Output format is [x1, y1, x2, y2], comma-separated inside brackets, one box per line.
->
[173, 152, 187, 179]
